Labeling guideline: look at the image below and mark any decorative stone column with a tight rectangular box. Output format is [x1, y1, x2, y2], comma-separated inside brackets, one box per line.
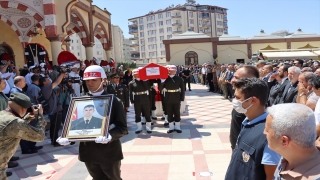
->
[50, 40, 62, 65]
[105, 50, 112, 61]
[85, 46, 94, 60]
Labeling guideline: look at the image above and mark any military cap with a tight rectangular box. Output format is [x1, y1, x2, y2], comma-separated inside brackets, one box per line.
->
[9, 92, 32, 108]
[111, 74, 120, 78]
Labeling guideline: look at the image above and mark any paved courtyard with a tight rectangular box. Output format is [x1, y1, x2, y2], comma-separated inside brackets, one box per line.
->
[9, 84, 233, 180]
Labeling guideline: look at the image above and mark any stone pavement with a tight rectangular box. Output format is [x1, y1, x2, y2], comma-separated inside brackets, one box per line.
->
[8, 84, 233, 180]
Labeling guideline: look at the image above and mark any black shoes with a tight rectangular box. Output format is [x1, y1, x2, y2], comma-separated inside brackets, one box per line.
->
[151, 117, 157, 120]
[167, 129, 174, 133]
[8, 161, 18, 168]
[10, 156, 19, 161]
[175, 129, 182, 133]
[32, 146, 43, 150]
[189, 89, 192, 91]
[135, 130, 142, 134]
[6, 172, 12, 177]
[164, 122, 169, 126]
[22, 149, 38, 154]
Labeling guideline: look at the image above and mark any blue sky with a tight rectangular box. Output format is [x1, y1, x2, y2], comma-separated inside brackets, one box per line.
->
[93, 0, 320, 38]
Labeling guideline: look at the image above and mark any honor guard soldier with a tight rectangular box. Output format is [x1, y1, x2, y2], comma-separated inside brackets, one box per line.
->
[129, 69, 152, 134]
[57, 65, 127, 180]
[159, 65, 185, 133]
[68, 64, 82, 97]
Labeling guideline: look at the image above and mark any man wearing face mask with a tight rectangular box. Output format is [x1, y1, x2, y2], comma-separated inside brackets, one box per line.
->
[129, 69, 152, 134]
[229, 66, 260, 151]
[56, 65, 127, 180]
[225, 78, 281, 180]
[159, 65, 185, 133]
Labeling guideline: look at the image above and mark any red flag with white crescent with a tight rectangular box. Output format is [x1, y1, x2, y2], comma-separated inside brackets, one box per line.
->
[72, 107, 77, 121]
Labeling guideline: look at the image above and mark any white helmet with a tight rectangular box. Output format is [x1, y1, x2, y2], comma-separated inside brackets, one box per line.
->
[83, 65, 107, 80]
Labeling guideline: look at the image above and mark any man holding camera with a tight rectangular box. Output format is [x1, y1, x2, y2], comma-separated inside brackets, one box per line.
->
[39, 69, 65, 147]
[0, 93, 46, 180]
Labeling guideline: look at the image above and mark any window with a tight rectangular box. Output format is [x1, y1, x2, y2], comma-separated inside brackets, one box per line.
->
[166, 19, 171, 25]
[166, 12, 171, 17]
[161, 51, 165, 55]
[76, 40, 79, 43]
[167, 27, 172, 32]
[140, 39, 145, 44]
[160, 36, 164, 41]
[141, 46, 145, 51]
[199, 20, 202, 25]
[153, 44, 157, 49]
[96, 44, 102, 48]
[140, 32, 144, 37]
[71, 46, 74, 50]
[139, 18, 143, 23]
[142, 53, 145, 58]
[139, 25, 144, 30]
[190, 19, 194, 24]
[158, 14, 163, 19]
[148, 37, 156, 43]
[167, 35, 172, 39]
[72, 40, 73, 43]
[97, 51, 102, 55]
[189, 12, 193, 18]
[149, 52, 153, 57]
[159, 28, 164, 33]
[159, 21, 163, 26]
[78, 52, 80, 56]
[160, 43, 165, 48]
[77, 46, 79, 50]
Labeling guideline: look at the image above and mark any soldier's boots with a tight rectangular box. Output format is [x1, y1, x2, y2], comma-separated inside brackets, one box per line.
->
[174, 122, 182, 133]
[167, 122, 175, 133]
[8, 161, 18, 168]
[141, 116, 146, 125]
[161, 113, 165, 120]
[135, 122, 142, 134]
[146, 122, 152, 134]
[164, 115, 169, 126]
[6, 171, 12, 177]
[151, 111, 157, 120]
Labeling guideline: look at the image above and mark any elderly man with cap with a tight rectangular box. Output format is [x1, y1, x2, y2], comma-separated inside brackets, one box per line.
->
[159, 65, 185, 133]
[0, 92, 46, 180]
[68, 64, 82, 97]
[57, 65, 127, 180]
[128, 69, 152, 133]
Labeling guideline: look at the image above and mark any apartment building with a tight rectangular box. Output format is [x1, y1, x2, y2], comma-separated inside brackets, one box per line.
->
[123, 38, 132, 62]
[128, 3, 228, 63]
[69, 33, 106, 61]
[111, 25, 126, 63]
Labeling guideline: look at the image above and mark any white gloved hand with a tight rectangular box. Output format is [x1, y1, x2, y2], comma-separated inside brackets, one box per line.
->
[95, 133, 112, 144]
[160, 79, 166, 83]
[56, 137, 71, 146]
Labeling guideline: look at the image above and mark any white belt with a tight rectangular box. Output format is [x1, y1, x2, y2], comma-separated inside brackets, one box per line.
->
[161, 88, 181, 97]
[132, 90, 149, 100]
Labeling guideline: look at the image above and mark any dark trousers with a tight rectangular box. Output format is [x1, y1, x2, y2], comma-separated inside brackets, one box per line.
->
[165, 103, 181, 123]
[150, 90, 156, 111]
[85, 161, 121, 180]
[20, 119, 37, 151]
[208, 80, 214, 91]
[61, 105, 69, 125]
[134, 103, 151, 122]
[49, 111, 62, 145]
[227, 83, 234, 98]
[202, 74, 206, 85]
[161, 95, 166, 115]
[184, 77, 191, 90]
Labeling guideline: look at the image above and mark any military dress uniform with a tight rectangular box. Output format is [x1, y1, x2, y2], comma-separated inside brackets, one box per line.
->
[159, 75, 185, 133]
[107, 75, 129, 110]
[79, 91, 127, 180]
[128, 79, 152, 133]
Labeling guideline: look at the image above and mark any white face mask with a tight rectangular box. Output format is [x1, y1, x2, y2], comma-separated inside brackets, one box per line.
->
[232, 97, 252, 114]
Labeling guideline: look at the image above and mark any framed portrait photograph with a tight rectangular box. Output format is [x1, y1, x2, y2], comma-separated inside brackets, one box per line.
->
[61, 95, 114, 141]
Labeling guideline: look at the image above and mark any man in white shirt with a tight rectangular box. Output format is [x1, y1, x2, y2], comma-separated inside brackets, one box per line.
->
[25, 66, 35, 86]
[310, 75, 320, 145]
[201, 64, 207, 85]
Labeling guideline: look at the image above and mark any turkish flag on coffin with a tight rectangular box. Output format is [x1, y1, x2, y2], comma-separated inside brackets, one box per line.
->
[138, 63, 168, 80]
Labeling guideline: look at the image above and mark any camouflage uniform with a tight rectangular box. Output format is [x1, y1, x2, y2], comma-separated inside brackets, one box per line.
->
[0, 111, 46, 180]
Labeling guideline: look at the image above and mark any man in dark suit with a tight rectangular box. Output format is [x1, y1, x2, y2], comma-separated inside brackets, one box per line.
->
[70, 104, 102, 130]
[267, 65, 289, 106]
[274, 66, 301, 104]
[261, 65, 274, 83]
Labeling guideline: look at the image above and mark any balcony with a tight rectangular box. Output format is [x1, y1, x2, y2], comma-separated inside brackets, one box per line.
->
[131, 54, 140, 60]
[129, 37, 138, 40]
[202, 24, 211, 28]
[128, 23, 138, 28]
[172, 22, 182, 26]
[201, 16, 210, 21]
[173, 30, 183, 34]
[203, 31, 211, 34]
[129, 29, 138, 34]
[130, 43, 139, 47]
[171, 14, 181, 18]
[224, 19, 228, 22]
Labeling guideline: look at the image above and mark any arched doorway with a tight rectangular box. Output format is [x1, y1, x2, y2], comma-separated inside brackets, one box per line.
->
[185, 51, 198, 65]
[0, 43, 15, 64]
[24, 43, 50, 67]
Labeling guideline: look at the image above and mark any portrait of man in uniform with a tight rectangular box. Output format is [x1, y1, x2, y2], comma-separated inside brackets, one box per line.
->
[70, 104, 102, 130]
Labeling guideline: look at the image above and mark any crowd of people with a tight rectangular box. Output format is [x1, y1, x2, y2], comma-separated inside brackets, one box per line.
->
[1, 57, 320, 179]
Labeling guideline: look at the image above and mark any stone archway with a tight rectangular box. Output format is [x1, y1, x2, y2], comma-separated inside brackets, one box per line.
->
[185, 51, 198, 65]
[93, 22, 109, 50]
[0, 42, 15, 63]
